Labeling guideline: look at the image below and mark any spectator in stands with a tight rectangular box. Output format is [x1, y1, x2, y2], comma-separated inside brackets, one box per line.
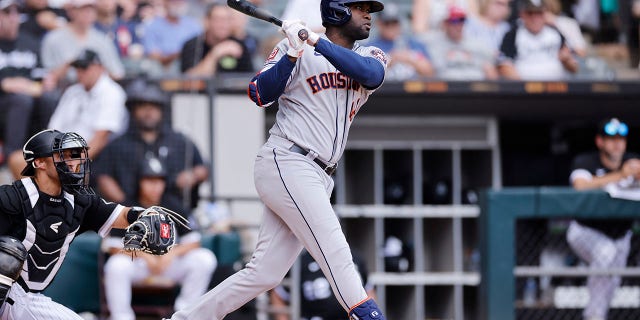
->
[543, 0, 588, 57]
[94, 79, 209, 210]
[572, 0, 599, 37]
[424, 6, 498, 80]
[40, 0, 125, 85]
[270, 249, 373, 320]
[412, 0, 478, 33]
[568, 117, 640, 320]
[143, 0, 201, 74]
[591, 0, 621, 44]
[229, 5, 259, 64]
[497, 0, 579, 80]
[117, 0, 141, 22]
[48, 49, 128, 159]
[367, 3, 434, 81]
[103, 157, 216, 320]
[631, 0, 640, 68]
[94, 0, 143, 60]
[180, 3, 253, 76]
[0, 0, 59, 178]
[18, 0, 66, 43]
[463, 0, 511, 56]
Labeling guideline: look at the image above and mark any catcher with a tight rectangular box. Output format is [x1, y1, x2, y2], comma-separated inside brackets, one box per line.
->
[0, 129, 183, 320]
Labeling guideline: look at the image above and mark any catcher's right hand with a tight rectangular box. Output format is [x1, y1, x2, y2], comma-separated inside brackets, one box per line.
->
[123, 206, 190, 255]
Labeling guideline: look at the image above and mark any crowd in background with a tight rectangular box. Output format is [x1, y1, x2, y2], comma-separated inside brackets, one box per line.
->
[0, 0, 638, 231]
[1, 0, 639, 83]
[0, 0, 637, 239]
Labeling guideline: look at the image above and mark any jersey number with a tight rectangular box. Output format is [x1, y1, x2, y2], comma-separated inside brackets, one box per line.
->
[349, 98, 362, 122]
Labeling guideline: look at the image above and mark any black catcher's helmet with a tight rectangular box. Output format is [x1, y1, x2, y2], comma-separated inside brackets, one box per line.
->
[22, 129, 94, 195]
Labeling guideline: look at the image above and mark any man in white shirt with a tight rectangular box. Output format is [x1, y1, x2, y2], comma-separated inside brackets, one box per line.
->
[48, 49, 128, 159]
[497, 0, 579, 80]
[40, 0, 125, 85]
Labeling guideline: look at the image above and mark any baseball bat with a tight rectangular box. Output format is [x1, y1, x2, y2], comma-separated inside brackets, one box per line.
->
[226, 0, 308, 41]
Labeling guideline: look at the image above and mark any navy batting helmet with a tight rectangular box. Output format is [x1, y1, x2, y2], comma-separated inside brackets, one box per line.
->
[321, 0, 384, 26]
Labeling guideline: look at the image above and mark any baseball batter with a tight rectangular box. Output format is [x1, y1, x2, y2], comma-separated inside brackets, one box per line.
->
[167, 1, 388, 319]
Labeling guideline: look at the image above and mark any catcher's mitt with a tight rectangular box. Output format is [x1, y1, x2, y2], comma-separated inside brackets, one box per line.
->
[123, 206, 190, 255]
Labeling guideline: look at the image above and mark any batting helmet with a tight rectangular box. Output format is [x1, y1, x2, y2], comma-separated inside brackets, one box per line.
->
[125, 79, 168, 110]
[321, 0, 384, 26]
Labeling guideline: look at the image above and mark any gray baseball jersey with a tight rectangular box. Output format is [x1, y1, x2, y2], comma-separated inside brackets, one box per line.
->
[267, 35, 387, 164]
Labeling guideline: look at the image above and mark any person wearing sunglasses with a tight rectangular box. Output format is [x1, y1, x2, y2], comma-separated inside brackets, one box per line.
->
[567, 117, 640, 320]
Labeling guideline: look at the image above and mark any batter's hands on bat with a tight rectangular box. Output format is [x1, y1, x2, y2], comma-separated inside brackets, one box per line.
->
[281, 19, 306, 58]
[303, 28, 319, 46]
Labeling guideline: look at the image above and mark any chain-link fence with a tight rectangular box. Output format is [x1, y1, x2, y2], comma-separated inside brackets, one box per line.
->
[515, 218, 640, 320]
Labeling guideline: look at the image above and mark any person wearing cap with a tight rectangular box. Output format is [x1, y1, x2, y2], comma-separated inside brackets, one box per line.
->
[93, 78, 208, 210]
[0, 129, 175, 319]
[47, 49, 128, 160]
[497, 0, 579, 80]
[412, 0, 478, 33]
[40, 0, 125, 85]
[366, 3, 434, 81]
[102, 156, 216, 320]
[0, 0, 60, 179]
[423, 6, 499, 80]
[567, 117, 640, 320]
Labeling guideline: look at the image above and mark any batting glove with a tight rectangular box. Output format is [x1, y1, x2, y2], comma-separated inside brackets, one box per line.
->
[280, 19, 306, 58]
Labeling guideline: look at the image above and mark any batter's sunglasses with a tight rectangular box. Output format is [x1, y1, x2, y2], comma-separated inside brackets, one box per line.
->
[603, 119, 629, 137]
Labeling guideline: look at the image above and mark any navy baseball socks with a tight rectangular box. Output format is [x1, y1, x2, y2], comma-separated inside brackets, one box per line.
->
[349, 298, 385, 320]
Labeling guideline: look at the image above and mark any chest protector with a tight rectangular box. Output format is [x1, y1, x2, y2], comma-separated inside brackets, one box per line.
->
[12, 179, 86, 292]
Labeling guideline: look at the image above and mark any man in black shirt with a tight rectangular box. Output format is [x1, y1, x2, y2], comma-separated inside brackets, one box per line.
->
[567, 117, 640, 320]
[0, 0, 58, 178]
[179, 3, 253, 76]
[0, 129, 159, 319]
[94, 79, 209, 210]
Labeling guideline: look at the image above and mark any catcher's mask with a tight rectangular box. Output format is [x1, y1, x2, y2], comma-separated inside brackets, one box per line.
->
[22, 129, 94, 195]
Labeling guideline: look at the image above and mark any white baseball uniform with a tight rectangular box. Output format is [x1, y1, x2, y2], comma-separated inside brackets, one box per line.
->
[168, 34, 388, 320]
[102, 232, 217, 320]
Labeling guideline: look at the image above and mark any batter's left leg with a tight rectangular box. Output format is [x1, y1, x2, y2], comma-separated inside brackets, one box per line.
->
[168, 204, 303, 320]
